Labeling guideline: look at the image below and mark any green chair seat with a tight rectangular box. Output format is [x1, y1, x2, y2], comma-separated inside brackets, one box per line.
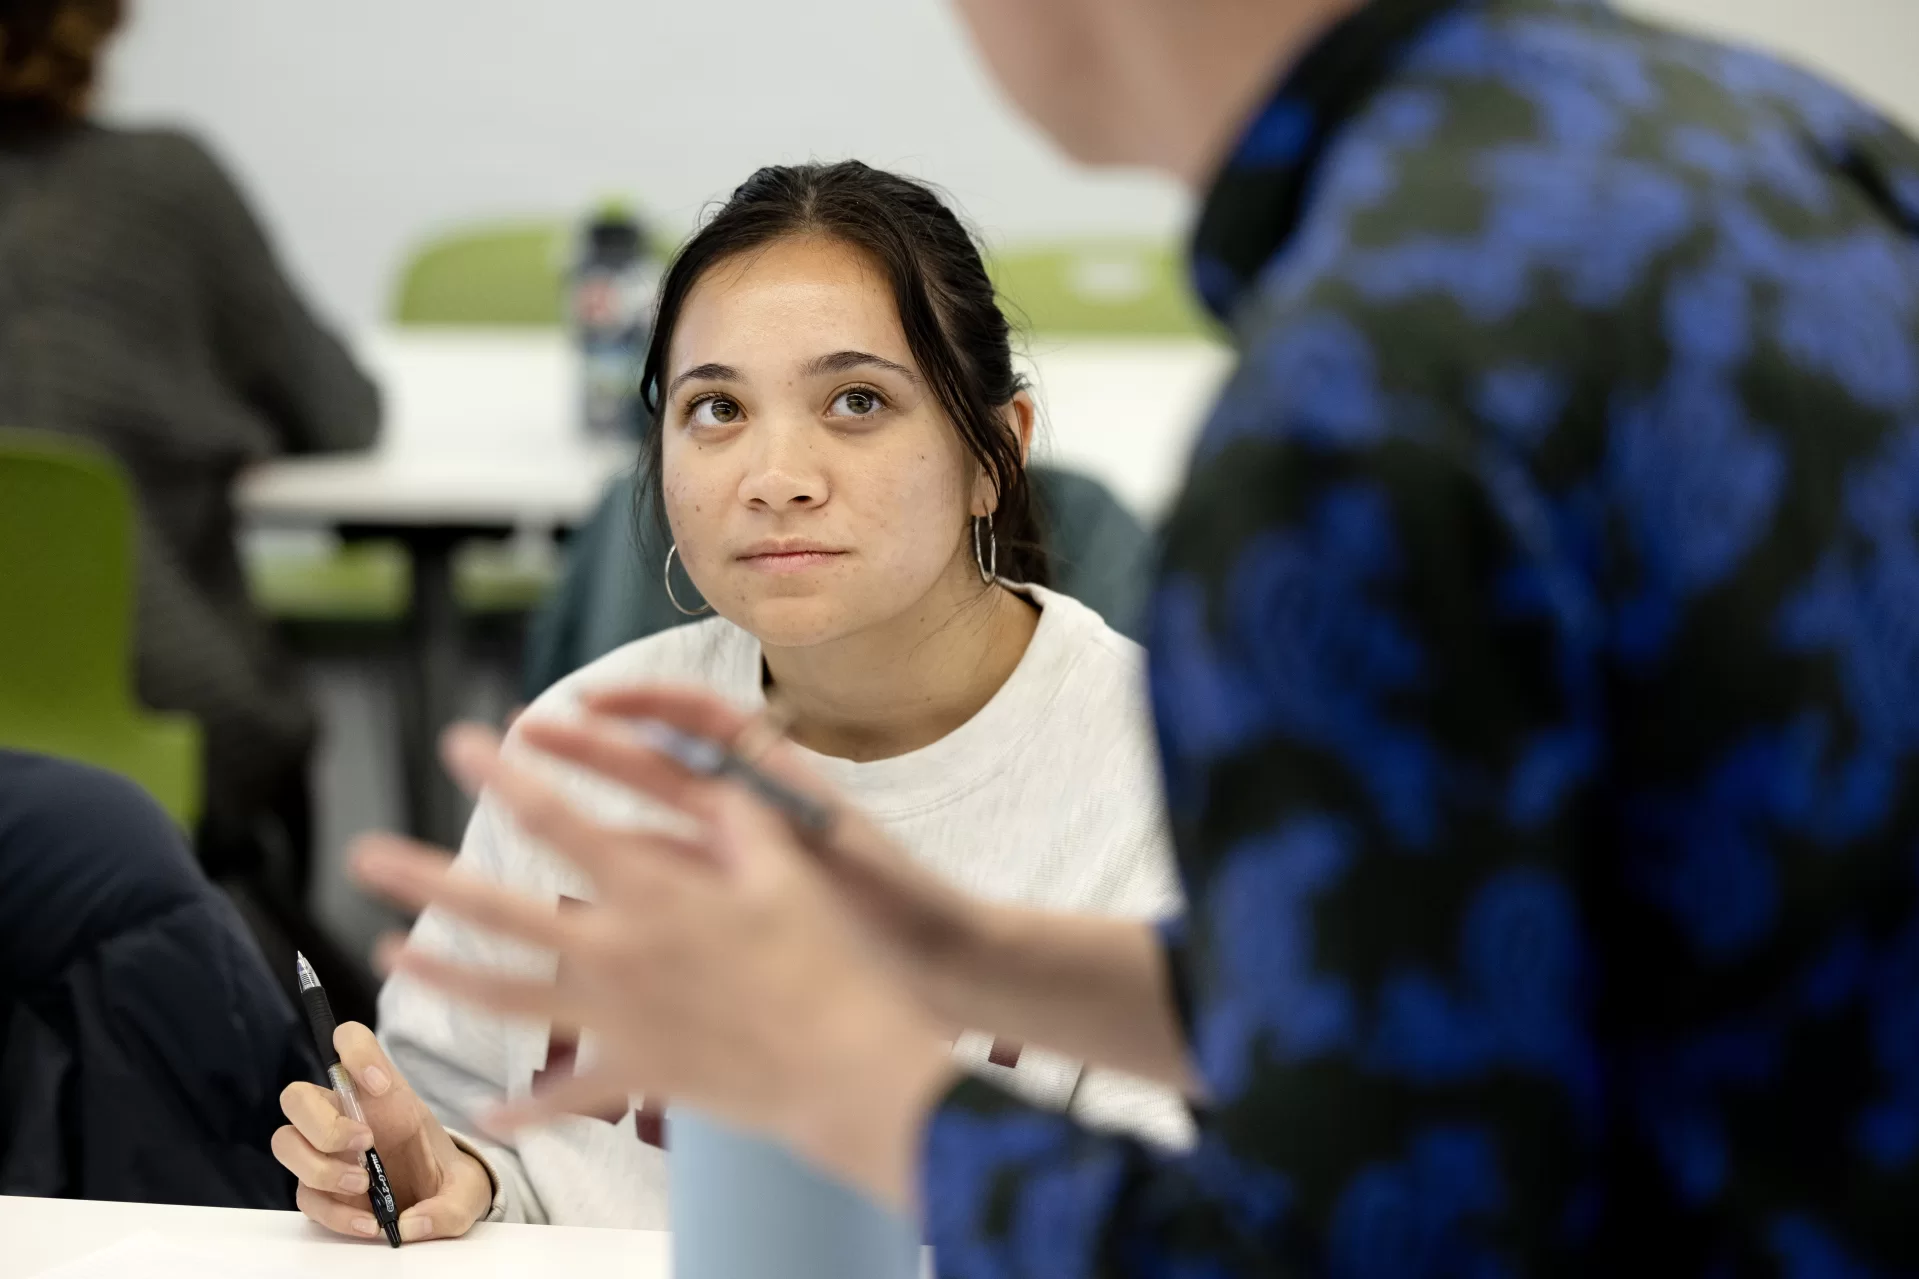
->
[247, 539, 557, 621]
[454, 542, 558, 614]
[0, 430, 204, 827]
[987, 240, 1219, 339]
[249, 540, 410, 622]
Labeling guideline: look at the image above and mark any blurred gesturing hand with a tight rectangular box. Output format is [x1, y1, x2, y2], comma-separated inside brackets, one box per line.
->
[530, 687, 991, 1024]
[351, 709, 958, 1211]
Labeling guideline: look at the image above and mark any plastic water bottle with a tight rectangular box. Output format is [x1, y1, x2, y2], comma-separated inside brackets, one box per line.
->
[669, 1106, 923, 1279]
[572, 203, 657, 441]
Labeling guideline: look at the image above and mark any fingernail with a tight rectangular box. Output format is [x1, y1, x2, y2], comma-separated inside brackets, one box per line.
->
[350, 1127, 375, 1152]
[361, 1064, 391, 1096]
[339, 1169, 368, 1193]
[401, 1215, 432, 1242]
[353, 1215, 378, 1237]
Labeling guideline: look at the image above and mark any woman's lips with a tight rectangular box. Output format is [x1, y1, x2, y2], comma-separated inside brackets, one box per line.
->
[737, 550, 847, 574]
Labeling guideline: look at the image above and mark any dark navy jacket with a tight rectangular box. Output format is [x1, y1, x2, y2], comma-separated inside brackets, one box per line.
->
[0, 750, 319, 1206]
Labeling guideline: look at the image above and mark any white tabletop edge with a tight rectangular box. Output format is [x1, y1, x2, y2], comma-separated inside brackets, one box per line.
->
[0, 1195, 668, 1277]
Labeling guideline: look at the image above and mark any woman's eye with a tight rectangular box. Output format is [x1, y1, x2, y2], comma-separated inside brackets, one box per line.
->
[830, 388, 885, 417]
[688, 396, 741, 427]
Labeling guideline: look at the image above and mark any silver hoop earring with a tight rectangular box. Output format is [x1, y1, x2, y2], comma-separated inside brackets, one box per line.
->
[972, 515, 997, 586]
[664, 543, 712, 616]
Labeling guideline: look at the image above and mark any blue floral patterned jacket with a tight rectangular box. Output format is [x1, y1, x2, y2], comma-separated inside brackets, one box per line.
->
[922, 0, 1919, 1274]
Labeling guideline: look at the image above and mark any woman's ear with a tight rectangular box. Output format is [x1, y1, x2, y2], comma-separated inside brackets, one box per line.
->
[1008, 391, 1037, 465]
[970, 466, 998, 519]
[971, 392, 1039, 518]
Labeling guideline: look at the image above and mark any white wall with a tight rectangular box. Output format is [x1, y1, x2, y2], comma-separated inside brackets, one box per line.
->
[101, 0, 1918, 331]
[99, 0, 1190, 329]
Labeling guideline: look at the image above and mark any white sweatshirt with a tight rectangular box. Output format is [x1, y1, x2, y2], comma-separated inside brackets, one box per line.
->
[378, 584, 1192, 1229]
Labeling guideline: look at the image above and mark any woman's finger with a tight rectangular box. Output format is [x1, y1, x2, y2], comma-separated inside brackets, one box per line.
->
[376, 935, 585, 1024]
[394, 1190, 480, 1243]
[352, 840, 570, 951]
[279, 1079, 371, 1156]
[296, 1182, 384, 1239]
[479, 1066, 641, 1138]
[271, 1123, 369, 1195]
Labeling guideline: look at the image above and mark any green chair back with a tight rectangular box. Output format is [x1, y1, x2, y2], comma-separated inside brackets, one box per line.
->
[391, 221, 571, 326]
[0, 430, 202, 826]
[988, 240, 1218, 339]
[394, 226, 1216, 337]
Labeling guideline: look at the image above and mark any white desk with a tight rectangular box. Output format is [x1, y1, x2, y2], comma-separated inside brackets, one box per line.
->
[0, 1195, 666, 1278]
[237, 332, 631, 531]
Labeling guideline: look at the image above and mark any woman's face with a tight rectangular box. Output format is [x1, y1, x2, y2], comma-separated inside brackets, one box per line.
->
[660, 234, 995, 649]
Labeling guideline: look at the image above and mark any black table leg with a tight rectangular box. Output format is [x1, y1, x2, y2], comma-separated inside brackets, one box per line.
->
[396, 530, 468, 847]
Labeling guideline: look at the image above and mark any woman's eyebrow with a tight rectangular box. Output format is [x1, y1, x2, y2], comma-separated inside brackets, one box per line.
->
[666, 362, 742, 396]
[801, 350, 921, 384]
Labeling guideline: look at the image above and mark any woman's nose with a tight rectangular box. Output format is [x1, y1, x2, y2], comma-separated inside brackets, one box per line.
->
[738, 426, 826, 510]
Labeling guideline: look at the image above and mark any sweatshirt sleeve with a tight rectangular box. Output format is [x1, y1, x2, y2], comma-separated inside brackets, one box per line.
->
[1063, 801, 1195, 1154]
[377, 797, 548, 1224]
[1065, 1065, 1193, 1153]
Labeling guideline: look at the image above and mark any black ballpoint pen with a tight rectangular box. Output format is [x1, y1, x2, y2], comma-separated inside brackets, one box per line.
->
[296, 951, 403, 1247]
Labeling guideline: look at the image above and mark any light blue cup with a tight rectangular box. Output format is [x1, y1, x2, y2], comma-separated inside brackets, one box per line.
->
[668, 1106, 923, 1279]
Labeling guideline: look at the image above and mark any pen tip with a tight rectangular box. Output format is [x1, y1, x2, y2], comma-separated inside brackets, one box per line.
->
[384, 1221, 403, 1248]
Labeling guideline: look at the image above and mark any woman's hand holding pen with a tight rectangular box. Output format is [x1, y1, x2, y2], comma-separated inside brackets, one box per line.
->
[352, 714, 959, 1211]
[272, 1022, 494, 1242]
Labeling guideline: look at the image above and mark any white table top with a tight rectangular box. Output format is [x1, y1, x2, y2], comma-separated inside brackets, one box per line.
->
[0, 1195, 666, 1278]
[236, 329, 1230, 531]
[237, 331, 634, 530]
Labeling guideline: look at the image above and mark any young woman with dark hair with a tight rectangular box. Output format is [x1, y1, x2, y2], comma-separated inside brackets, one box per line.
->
[270, 162, 1190, 1239]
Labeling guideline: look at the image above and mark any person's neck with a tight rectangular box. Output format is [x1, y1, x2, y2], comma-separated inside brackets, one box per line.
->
[1128, 0, 1367, 188]
[760, 569, 1041, 763]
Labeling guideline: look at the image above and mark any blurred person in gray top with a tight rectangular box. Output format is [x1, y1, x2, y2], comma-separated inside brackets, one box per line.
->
[0, 0, 379, 886]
